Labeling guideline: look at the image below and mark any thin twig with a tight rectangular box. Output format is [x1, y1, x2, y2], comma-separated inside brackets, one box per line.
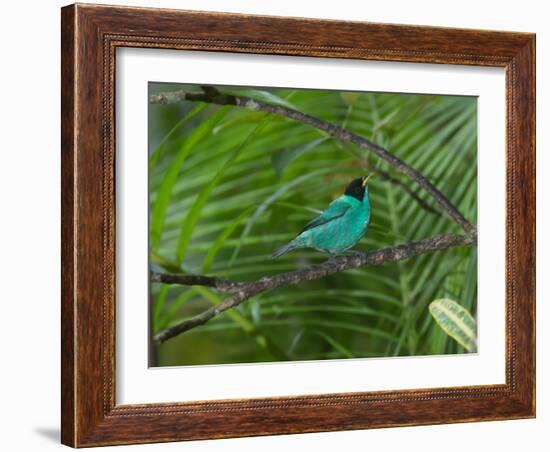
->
[377, 170, 439, 214]
[150, 86, 476, 235]
[153, 233, 475, 344]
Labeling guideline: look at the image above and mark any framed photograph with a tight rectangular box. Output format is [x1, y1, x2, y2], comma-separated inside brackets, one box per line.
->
[61, 3, 535, 447]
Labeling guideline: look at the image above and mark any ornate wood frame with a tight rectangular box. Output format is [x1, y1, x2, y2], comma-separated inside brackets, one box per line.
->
[61, 3, 535, 447]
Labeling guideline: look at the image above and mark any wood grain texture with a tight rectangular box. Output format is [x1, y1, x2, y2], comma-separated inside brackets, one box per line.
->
[60, 5, 76, 446]
[60, 3, 536, 447]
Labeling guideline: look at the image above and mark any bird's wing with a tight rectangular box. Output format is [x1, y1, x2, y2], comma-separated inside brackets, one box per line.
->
[299, 199, 350, 234]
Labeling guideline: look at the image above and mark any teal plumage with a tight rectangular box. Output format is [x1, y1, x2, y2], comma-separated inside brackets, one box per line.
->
[272, 176, 372, 258]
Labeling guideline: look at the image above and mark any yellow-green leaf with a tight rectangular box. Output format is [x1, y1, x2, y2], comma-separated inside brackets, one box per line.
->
[429, 298, 477, 352]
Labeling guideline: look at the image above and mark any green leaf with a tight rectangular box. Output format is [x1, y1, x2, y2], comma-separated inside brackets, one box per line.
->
[150, 107, 228, 249]
[191, 287, 255, 332]
[340, 92, 361, 107]
[314, 331, 354, 359]
[176, 123, 264, 264]
[372, 108, 400, 135]
[157, 290, 195, 332]
[202, 207, 253, 273]
[213, 111, 280, 135]
[149, 103, 208, 171]
[150, 250, 181, 273]
[192, 287, 288, 360]
[229, 167, 333, 266]
[152, 285, 170, 327]
[429, 298, 477, 352]
[271, 137, 328, 177]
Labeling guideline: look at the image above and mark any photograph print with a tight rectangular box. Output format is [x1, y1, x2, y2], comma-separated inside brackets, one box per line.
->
[148, 82, 478, 367]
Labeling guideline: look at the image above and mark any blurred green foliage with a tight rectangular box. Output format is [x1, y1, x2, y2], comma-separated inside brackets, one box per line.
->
[148, 83, 477, 366]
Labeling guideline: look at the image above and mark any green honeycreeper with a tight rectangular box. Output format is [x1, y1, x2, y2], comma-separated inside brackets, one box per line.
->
[272, 175, 373, 258]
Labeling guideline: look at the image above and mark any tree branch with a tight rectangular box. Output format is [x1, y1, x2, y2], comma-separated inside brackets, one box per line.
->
[150, 87, 476, 235]
[153, 233, 475, 344]
[151, 272, 242, 292]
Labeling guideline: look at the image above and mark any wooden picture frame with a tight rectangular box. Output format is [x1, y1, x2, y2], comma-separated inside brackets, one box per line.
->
[61, 3, 535, 447]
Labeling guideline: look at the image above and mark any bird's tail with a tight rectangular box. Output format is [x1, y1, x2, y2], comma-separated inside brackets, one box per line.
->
[271, 241, 299, 258]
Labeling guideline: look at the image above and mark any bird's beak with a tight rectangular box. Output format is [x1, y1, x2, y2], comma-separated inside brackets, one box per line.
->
[362, 173, 375, 186]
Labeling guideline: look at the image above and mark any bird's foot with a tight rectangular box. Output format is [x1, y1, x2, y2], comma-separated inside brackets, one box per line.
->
[344, 249, 365, 258]
[325, 254, 340, 264]
[325, 250, 362, 264]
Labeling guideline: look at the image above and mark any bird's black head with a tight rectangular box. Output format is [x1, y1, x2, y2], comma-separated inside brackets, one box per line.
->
[344, 177, 367, 201]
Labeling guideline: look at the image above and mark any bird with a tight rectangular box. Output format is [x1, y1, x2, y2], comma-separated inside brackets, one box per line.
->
[272, 174, 374, 258]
